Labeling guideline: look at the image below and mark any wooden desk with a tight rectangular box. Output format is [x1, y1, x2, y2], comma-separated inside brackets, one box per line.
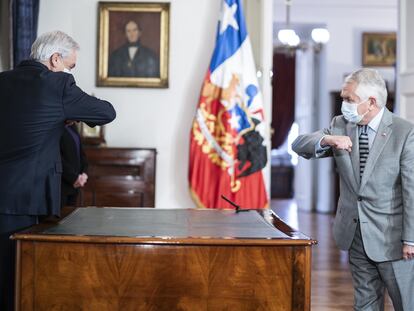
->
[13, 208, 316, 311]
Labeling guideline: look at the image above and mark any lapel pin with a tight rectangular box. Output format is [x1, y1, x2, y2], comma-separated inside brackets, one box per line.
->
[381, 133, 387, 137]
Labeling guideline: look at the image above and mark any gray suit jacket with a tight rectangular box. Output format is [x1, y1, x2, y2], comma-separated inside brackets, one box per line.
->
[292, 109, 414, 262]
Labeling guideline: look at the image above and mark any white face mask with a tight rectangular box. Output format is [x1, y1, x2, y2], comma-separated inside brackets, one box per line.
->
[341, 99, 369, 124]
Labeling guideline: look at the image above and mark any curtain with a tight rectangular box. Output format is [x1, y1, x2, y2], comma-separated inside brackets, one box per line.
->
[271, 51, 296, 149]
[10, 0, 39, 67]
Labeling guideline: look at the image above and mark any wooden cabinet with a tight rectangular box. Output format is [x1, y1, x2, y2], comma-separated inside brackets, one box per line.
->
[271, 165, 294, 198]
[80, 147, 156, 207]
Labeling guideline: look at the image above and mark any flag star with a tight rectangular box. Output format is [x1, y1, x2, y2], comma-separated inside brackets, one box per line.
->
[228, 112, 240, 129]
[219, 2, 239, 34]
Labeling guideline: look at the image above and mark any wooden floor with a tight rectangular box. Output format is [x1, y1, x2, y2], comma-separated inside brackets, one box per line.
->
[271, 199, 394, 311]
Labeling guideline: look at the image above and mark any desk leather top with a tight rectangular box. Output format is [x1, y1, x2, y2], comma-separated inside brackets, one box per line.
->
[42, 207, 289, 239]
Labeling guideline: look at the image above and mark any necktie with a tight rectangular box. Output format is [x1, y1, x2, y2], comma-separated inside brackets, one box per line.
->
[359, 125, 369, 179]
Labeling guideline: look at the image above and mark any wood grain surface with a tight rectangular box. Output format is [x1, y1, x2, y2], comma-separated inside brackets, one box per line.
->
[14, 209, 314, 311]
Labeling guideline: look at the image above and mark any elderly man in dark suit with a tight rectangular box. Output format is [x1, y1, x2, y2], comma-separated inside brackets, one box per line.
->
[0, 30, 116, 311]
[108, 20, 159, 78]
[292, 68, 414, 310]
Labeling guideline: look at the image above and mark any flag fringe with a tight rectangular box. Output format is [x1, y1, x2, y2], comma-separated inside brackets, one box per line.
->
[189, 187, 207, 209]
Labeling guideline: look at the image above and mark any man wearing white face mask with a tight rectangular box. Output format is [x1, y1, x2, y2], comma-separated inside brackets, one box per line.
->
[292, 68, 414, 310]
[0, 30, 116, 311]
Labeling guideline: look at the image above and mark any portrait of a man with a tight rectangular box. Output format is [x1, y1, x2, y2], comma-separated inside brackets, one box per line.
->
[108, 20, 159, 78]
[97, 2, 170, 88]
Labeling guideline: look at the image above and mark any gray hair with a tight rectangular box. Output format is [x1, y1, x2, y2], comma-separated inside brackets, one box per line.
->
[30, 30, 80, 61]
[344, 68, 388, 108]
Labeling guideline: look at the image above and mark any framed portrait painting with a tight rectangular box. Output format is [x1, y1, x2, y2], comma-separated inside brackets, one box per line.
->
[97, 2, 170, 88]
[362, 32, 396, 67]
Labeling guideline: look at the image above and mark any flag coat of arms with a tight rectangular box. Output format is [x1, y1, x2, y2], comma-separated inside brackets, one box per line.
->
[189, 0, 268, 209]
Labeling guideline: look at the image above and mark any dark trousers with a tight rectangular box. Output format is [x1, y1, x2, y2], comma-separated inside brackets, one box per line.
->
[0, 214, 37, 311]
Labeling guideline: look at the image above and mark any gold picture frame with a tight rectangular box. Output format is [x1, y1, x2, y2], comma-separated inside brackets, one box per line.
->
[97, 2, 170, 88]
[362, 32, 396, 67]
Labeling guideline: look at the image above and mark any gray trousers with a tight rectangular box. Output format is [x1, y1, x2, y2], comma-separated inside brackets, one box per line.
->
[349, 224, 414, 311]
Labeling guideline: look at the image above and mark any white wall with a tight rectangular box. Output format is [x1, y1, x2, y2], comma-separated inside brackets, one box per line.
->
[398, 0, 414, 121]
[38, 0, 221, 209]
[273, 0, 398, 92]
[294, 49, 316, 211]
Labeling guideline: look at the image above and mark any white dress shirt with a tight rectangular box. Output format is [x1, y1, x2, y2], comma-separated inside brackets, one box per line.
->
[128, 47, 138, 60]
[360, 107, 384, 148]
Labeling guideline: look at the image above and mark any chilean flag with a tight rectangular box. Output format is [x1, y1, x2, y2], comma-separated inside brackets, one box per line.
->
[189, 0, 268, 209]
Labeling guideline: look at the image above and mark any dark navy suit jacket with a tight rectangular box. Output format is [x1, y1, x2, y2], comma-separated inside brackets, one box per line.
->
[0, 60, 116, 216]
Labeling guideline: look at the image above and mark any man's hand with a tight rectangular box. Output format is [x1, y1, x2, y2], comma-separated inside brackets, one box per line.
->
[73, 173, 88, 188]
[403, 244, 414, 260]
[321, 135, 353, 152]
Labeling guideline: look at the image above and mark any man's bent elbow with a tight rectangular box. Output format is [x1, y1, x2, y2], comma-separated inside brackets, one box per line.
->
[291, 136, 302, 154]
[107, 104, 116, 122]
[100, 101, 116, 123]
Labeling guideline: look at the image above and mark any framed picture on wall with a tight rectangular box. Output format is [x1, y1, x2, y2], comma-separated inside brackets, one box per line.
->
[362, 32, 397, 67]
[97, 2, 170, 88]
